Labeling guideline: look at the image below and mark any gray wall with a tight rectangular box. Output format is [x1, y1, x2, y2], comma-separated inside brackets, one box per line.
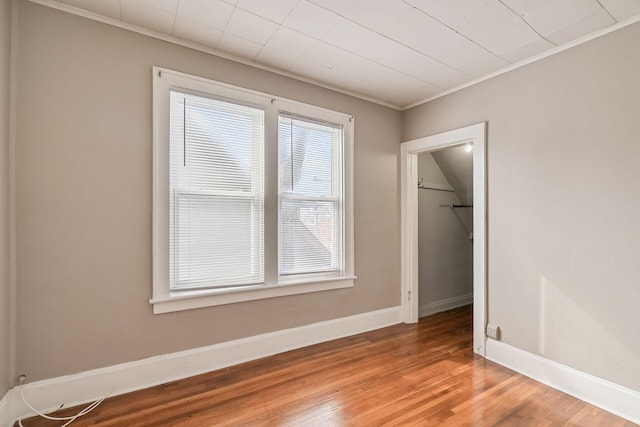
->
[13, 0, 640, 394]
[0, 0, 12, 397]
[14, 1, 402, 382]
[405, 22, 640, 391]
[417, 153, 472, 313]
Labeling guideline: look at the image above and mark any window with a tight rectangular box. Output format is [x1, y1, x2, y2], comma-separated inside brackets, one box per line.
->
[152, 68, 355, 314]
[278, 115, 343, 278]
[170, 91, 264, 290]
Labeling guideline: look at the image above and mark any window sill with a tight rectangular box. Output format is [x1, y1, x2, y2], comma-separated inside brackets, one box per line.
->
[149, 276, 357, 314]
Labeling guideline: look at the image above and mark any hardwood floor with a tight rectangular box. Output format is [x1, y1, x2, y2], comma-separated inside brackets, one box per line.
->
[18, 305, 636, 426]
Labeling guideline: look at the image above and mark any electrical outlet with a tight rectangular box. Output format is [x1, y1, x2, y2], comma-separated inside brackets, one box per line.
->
[486, 324, 501, 340]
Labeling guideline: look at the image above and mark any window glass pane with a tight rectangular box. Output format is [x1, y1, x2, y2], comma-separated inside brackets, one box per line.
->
[170, 91, 264, 290]
[172, 93, 258, 192]
[278, 114, 343, 277]
[279, 116, 340, 197]
[280, 199, 341, 275]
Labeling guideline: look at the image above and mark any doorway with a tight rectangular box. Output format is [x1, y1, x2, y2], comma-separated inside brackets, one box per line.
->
[417, 144, 473, 319]
[400, 123, 486, 356]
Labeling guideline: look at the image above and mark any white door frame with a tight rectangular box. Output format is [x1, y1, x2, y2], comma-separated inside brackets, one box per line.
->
[400, 122, 487, 356]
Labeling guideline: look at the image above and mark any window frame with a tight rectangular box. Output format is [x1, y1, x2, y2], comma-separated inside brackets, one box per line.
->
[151, 67, 355, 314]
[169, 90, 266, 291]
[277, 113, 344, 280]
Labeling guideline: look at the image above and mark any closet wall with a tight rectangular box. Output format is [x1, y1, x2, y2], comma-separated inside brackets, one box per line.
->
[417, 152, 473, 317]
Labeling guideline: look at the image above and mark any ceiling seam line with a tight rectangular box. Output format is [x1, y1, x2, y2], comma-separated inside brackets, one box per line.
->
[267, 0, 304, 58]
[306, 0, 474, 79]
[315, 39, 447, 91]
[401, 0, 510, 63]
[170, 0, 179, 37]
[225, 5, 289, 61]
[220, 3, 235, 34]
[594, 0, 617, 22]
[496, 0, 558, 47]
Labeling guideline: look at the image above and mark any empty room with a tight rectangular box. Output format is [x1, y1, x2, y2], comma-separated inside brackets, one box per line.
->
[1, 0, 639, 425]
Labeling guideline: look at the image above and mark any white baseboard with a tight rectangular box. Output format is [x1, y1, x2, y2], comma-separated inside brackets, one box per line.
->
[419, 293, 472, 318]
[486, 339, 640, 425]
[0, 390, 10, 427]
[7, 306, 401, 424]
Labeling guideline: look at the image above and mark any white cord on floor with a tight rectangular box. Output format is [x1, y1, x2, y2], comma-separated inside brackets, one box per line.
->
[18, 385, 111, 426]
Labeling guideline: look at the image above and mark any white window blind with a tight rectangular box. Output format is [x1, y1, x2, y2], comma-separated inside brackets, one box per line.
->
[278, 114, 343, 276]
[169, 90, 264, 290]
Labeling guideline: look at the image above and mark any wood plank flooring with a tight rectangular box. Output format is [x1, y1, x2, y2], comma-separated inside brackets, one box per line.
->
[18, 305, 637, 426]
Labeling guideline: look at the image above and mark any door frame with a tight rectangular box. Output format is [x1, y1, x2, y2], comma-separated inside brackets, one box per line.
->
[400, 122, 487, 356]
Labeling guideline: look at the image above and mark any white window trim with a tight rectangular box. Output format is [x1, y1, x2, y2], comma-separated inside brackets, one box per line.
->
[152, 67, 355, 314]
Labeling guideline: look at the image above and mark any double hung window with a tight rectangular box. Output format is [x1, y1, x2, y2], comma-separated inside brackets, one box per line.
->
[152, 68, 354, 314]
[169, 91, 264, 290]
[278, 115, 343, 278]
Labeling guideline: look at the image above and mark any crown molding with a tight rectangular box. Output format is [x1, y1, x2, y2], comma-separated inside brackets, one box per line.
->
[25, 0, 404, 111]
[403, 13, 640, 110]
[23, 2, 640, 111]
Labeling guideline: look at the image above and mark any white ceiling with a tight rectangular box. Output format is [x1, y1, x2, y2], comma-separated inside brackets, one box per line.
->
[47, 0, 640, 109]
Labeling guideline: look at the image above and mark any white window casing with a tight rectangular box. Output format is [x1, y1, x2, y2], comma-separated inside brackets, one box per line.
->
[151, 67, 355, 314]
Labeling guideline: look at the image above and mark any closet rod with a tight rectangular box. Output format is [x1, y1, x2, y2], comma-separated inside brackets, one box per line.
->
[418, 185, 455, 192]
[439, 203, 473, 208]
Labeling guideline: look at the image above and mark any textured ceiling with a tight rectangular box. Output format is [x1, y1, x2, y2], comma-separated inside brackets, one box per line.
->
[46, 0, 640, 109]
